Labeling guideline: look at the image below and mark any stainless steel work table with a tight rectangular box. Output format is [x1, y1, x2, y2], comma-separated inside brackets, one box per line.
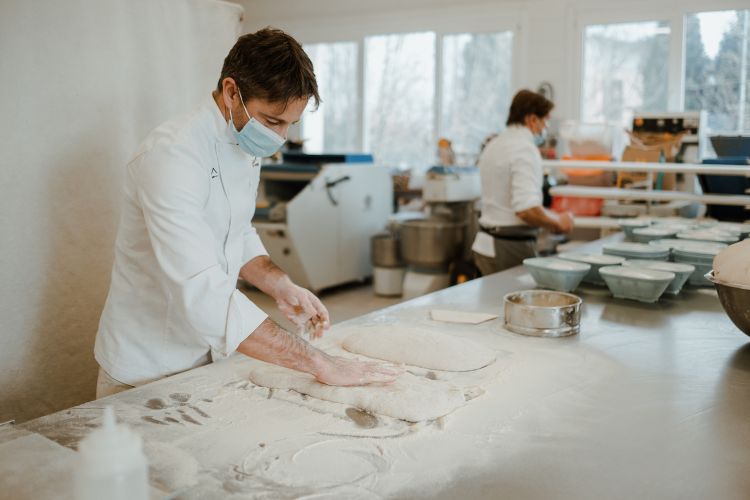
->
[2, 238, 749, 500]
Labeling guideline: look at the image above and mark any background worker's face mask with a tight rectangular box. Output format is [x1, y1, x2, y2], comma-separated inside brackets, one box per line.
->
[229, 90, 286, 157]
[534, 127, 548, 147]
[532, 115, 548, 147]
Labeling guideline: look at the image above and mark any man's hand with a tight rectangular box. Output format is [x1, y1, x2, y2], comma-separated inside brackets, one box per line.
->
[237, 319, 403, 387]
[273, 281, 330, 339]
[239, 256, 330, 339]
[557, 211, 574, 234]
[314, 355, 403, 386]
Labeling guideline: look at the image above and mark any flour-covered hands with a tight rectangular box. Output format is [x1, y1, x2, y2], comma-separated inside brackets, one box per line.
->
[274, 282, 330, 339]
[314, 355, 404, 387]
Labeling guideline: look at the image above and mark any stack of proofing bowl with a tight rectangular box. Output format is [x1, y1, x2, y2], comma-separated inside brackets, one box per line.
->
[599, 266, 675, 303]
[622, 259, 695, 295]
[522, 257, 590, 292]
[618, 219, 651, 241]
[676, 229, 741, 245]
[557, 252, 625, 286]
[603, 242, 670, 261]
[632, 226, 678, 243]
[650, 239, 727, 286]
[713, 222, 750, 239]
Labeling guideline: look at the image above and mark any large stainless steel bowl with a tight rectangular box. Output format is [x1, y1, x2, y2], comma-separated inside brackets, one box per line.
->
[399, 219, 464, 270]
[706, 271, 750, 338]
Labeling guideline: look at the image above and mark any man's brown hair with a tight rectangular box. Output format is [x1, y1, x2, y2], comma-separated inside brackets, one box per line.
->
[506, 89, 554, 126]
[217, 27, 320, 109]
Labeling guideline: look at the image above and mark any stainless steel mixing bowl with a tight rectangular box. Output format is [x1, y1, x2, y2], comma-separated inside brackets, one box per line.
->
[503, 290, 583, 337]
[399, 219, 464, 269]
[706, 271, 750, 338]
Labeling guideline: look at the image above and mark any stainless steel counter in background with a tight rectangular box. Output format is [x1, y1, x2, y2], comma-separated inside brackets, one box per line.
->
[2, 236, 749, 500]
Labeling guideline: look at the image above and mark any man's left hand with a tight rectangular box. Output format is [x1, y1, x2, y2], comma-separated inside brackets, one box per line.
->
[273, 281, 330, 339]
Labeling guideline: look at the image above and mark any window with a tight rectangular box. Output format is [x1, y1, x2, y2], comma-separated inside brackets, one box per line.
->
[301, 42, 359, 153]
[581, 21, 670, 127]
[684, 10, 750, 133]
[299, 29, 515, 167]
[441, 32, 513, 164]
[364, 32, 436, 168]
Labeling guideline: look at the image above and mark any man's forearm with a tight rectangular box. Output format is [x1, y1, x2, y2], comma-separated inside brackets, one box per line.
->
[237, 318, 325, 375]
[239, 255, 290, 298]
[516, 206, 563, 232]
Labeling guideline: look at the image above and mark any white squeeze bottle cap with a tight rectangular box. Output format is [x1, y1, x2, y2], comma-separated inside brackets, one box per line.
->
[74, 406, 150, 500]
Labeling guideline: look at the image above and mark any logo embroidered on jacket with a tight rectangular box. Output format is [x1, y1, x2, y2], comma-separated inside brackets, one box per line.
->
[211, 168, 219, 179]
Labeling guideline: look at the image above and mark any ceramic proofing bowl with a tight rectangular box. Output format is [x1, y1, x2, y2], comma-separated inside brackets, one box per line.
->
[632, 226, 678, 243]
[622, 259, 695, 295]
[603, 242, 670, 261]
[523, 257, 591, 292]
[599, 265, 675, 303]
[557, 252, 625, 285]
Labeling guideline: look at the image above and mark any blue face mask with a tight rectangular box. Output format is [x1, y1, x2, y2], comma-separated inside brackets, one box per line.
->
[533, 127, 548, 147]
[229, 90, 286, 157]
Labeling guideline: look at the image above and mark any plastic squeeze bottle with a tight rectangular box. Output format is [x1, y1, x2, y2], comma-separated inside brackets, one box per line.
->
[74, 406, 149, 500]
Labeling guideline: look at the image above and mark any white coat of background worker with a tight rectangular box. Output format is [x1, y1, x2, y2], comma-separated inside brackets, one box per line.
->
[472, 89, 574, 275]
[94, 28, 402, 398]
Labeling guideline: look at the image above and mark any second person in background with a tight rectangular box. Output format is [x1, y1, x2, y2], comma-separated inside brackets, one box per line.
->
[472, 89, 574, 275]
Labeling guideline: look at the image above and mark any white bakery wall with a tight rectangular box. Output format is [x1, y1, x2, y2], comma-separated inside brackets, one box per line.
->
[0, 0, 244, 424]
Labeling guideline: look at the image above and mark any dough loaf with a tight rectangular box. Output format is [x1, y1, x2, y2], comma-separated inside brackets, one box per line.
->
[714, 239, 750, 285]
[342, 326, 496, 372]
[248, 364, 466, 422]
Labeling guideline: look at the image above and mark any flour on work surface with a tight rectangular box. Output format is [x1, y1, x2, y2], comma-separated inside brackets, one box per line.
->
[143, 441, 198, 492]
[341, 326, 496, 371]
[248, 364, 466, 422]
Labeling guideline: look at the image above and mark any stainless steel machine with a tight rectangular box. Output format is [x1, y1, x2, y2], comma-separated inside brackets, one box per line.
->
[399, 166, 481, 298]
[253, 153, 392, 292]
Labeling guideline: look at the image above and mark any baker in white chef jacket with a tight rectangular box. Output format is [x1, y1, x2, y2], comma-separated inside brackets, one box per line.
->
[472, 89, 574, 275]
[94, 28, 402, 398]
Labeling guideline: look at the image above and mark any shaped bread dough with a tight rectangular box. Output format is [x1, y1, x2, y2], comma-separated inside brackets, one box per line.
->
[714, 239, 750, 285]
[248, 364, 466, 422]
[341, 326, 496, 372]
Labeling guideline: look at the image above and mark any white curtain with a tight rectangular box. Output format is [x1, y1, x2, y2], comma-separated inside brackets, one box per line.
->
[0, 0, 243, 423]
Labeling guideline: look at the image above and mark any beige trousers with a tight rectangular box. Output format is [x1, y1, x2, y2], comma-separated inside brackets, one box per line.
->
[473, 238, 538, 276]
[95, 367, 135, 399]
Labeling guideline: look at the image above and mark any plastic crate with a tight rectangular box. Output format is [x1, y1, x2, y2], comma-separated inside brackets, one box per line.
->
[551, 196, 604, 216]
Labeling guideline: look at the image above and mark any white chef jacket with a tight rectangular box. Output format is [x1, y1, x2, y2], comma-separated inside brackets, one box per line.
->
[471, 125, 544, 257]
[95, 97, 269, 386]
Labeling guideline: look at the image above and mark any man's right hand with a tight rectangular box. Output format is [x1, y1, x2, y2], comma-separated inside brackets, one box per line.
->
[557, 211, 574, 234]
[313, 355, 404, 386]
[237, 319, 404, 387]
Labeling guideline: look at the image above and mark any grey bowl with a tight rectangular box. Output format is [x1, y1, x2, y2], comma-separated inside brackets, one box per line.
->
[632, 227, 678, 243]
[603, 242, 670, 261]
[599, 265, 674, 303]
[523, 257, 591, 292]
[557, 252, 625, 285]
[706, 271, 750, 338]
[622, 259, 694, 295]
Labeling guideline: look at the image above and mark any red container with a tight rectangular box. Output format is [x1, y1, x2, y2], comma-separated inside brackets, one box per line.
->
[551, 196, 603, 216]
